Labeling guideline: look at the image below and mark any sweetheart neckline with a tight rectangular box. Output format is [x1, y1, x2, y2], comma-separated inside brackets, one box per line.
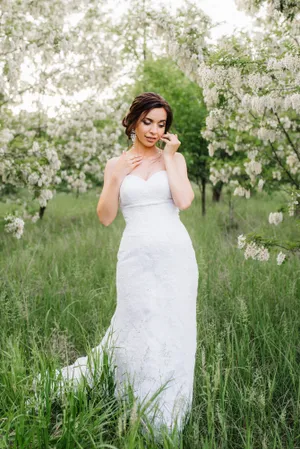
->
[126, 170, 167, 182]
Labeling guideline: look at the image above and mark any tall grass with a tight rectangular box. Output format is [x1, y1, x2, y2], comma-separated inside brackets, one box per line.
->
[0, 185, 299, 448]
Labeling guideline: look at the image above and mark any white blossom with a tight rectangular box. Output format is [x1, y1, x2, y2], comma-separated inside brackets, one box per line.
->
[287, 192, 299, 216]
[244, 241, 270, 261]
[38, 189, 53, 207]
[286, 154, 300, 175]
[208, 143, 216, 157]
[31, 213, 40, 223]
[232, 166, 241, 175]
[4, 215, 25, 239]
[276, 251, 286, 265]
[272, 171, 282, 180]
[237, 234, 246, 249]
[233, 186, 251, 198]
[28, 172, 39, 185]
[257, 127, 277, 143]
[257, 179, 265, 191]
[0, 129, 14, 145]
[268, 212, 283, 225]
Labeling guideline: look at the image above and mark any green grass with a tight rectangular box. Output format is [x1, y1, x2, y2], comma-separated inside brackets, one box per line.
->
[0, 185, 299, 448]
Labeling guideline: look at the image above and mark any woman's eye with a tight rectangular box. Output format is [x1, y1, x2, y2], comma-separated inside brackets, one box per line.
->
[143, 120, 165, 128]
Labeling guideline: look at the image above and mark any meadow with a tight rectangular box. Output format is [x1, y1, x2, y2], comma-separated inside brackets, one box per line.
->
[0, 184, 299, 448]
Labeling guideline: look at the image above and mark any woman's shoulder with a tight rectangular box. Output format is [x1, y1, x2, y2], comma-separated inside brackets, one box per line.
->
[107, 155, 121, 165]
[108, 150, 129, 165]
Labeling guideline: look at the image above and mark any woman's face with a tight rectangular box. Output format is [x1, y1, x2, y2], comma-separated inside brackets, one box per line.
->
[134, 107, 167, 146]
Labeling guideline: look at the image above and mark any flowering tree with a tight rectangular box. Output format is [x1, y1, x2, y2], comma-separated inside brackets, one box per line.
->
[236, 0, 300, 20]
[3, 0, 194, 238]
[1, 95, 129, 233]
[0, 0, 123, 236]
[1, 108, 62, 236]
[199, 7, 300, 265]
[46, 97, 128, 197]
[152, 0, 300, 264]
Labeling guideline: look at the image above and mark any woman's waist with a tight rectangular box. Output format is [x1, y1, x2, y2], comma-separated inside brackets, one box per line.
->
[121, 201, 181, 225]
[122, 214, 183, 231]
[119, 220, 193, 250]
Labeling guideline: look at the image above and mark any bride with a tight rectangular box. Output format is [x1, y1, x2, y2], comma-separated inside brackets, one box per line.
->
[56, 92, 198, 440]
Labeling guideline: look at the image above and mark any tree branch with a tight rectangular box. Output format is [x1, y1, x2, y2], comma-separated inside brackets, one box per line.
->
[269, 140, 299, 188]
[274, 112, 300, 163]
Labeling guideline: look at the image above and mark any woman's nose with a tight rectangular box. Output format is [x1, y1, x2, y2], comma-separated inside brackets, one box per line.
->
[150, 125, 158, 134]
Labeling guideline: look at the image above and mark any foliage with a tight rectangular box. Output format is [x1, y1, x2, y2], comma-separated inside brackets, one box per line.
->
[151, 1, 300, 262]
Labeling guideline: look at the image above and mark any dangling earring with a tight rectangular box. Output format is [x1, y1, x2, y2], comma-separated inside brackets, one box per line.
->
[130, 130, 136, 147]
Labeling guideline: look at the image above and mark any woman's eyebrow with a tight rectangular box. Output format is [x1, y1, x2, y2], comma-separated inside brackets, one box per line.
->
[145, 117, 166, 122]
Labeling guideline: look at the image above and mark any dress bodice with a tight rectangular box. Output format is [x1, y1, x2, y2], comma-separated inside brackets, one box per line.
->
[118, 170, 180, 227]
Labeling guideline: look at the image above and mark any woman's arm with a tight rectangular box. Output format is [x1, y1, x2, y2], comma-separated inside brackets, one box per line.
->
[97, 158, 122, 226]
[164, 152, 195, 210]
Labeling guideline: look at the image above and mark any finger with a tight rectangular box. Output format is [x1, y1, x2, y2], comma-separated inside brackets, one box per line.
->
[131, 159, 142, 163]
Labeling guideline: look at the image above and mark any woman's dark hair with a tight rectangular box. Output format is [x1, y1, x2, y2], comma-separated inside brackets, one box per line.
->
[122, 92, 173, 140]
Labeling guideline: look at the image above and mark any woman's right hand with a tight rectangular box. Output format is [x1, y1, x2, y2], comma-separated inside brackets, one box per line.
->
[113, 151, 143, 180]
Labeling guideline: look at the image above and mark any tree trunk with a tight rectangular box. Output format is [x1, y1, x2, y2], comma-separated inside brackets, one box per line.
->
[229, 194, 234, 229]
[227, 192, 238, 230]
[212, 182, 223, 202]
[201, 178, 206, 216]
[197, 178, 206, 216]
[39, 206, 46, 219]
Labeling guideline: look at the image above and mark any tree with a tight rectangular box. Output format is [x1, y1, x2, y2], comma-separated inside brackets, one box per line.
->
[151, 0, 300, 263]
[1, 0, 123, 232]
[236, 0, 300, 21]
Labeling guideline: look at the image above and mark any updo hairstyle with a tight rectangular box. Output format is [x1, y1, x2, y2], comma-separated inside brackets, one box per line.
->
[122, 92, 173, 143]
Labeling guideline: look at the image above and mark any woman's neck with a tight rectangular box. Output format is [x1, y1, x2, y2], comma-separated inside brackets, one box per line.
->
[128, 144, 161, 159]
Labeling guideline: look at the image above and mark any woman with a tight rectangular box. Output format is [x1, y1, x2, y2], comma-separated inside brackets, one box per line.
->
[59, 92, 198, 439]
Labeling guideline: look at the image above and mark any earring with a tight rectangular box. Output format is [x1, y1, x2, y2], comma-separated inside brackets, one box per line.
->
[130, 130, 136, 144]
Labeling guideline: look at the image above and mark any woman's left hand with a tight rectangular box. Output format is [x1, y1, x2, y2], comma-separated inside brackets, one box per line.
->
[159, 132, 181, 158]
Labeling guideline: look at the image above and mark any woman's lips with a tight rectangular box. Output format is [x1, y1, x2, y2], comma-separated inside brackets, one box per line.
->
[146, 137, 156, 141]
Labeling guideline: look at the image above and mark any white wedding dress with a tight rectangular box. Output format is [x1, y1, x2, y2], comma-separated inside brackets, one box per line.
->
[58, 169, 199, 436]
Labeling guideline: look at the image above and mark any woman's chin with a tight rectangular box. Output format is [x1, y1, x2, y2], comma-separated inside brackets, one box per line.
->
[144, 140, 156, 147]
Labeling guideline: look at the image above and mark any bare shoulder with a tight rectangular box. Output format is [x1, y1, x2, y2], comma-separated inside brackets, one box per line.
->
[107, 155, 119, 165]
[172, 152, 190, 181]
[105, 156, 119, 172]
[174, 152, 185, 162]
[102, 156, 119, 183]
[174, 152, 187, 169]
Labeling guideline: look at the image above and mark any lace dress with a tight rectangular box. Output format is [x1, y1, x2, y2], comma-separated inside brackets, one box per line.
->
[58, 169, 199, 436]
